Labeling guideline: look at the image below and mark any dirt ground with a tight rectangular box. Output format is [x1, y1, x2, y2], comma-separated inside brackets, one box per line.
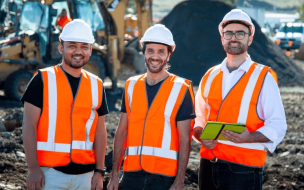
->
[1, 62, 304, 189]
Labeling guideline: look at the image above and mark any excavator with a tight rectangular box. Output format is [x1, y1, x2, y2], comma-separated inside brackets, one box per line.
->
[0, 0, 152, 100]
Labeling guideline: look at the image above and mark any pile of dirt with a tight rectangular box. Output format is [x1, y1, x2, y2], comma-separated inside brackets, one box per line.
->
[160, 0, 304, 86]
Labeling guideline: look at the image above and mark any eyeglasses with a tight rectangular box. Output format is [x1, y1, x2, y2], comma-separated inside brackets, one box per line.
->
[222, 31, 250, 40]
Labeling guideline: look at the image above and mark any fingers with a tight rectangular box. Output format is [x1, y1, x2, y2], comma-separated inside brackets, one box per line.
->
[41, 175, 45, 189]
[96, 183, 103, 190]
[35, 182, 41, 190]
[30, 183, 35, 190]
[201, 139, 217, 149]
[107, 182, 118, 190]
[91, 182, 96, 190]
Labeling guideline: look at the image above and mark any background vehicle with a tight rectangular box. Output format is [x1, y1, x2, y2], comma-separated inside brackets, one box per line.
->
[0, 0, 23, 37]
[0, 0, 152, 100]
[275, 22, 304, 50]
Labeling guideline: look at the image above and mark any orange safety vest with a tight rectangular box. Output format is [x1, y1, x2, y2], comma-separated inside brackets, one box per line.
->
[36, 65, 103, 167]
[123, 74, 194, 176]
[199, 62, 278, 167]
[58, 16, 72, 28]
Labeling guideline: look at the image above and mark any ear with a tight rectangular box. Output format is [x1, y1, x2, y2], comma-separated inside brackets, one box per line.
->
[167, 52, 172, 62]
[89, 45, 93, 56]
[247, 35, 253, 46]
[58, 44, 63, 54]
[221, 35, 225, 46]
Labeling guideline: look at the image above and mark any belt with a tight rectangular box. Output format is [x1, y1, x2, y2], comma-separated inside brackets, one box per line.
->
[209, 158, 229, 164]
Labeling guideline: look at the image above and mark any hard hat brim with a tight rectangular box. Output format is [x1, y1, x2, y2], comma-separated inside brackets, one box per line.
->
[59, 36, 95, 44]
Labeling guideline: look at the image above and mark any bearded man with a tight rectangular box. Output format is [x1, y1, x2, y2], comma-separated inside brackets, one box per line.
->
[107, 24, 195, 190]
[193, 9, 287, 190]
[22, 19, 107, 190]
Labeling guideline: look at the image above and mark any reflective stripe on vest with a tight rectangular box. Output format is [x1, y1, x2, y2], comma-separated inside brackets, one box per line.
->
[37, 65, 102, 167]
[126, 146, 178, 160]
[123, 74, 193, 176]
[199, 63, 275, 167]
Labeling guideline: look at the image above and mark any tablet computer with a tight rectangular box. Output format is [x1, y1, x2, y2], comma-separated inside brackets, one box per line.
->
[199, 121, 246, 141]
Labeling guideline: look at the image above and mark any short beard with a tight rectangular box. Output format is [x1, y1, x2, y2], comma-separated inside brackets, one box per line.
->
[224, 40, 248, 55]
[145, 57, 167, 73]
[63, 55, 87, 69]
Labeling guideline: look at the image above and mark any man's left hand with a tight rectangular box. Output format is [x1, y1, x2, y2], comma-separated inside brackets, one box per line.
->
[169, 181, 183, 190]
[91, 173, 103, 190]
[221, 128, 253, 143]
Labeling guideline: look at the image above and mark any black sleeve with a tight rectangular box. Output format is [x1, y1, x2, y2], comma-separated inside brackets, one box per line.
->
[21, 71, 43, 109]
[120, 90, 127, 113]
[97, 87, 109, 116]
[176, 89, 196, 121]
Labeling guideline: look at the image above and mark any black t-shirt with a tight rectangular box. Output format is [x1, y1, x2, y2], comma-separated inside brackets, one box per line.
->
[120, 78, 196, 121]
[21, 69, 109, 175]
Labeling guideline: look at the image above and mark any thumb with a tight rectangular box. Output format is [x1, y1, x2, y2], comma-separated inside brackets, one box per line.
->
[41, 174, 45, 188]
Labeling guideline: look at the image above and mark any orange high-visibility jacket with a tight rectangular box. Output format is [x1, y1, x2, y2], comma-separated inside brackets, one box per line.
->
[199, 62, 278, 167]
[37, 65, 103, 167]
[123, 74, 194, 176]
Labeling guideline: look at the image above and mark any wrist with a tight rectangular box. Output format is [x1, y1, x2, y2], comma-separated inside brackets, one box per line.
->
[94, 168, 106, 177]
[111, 170, 120, 178]
[28, 165, 40, 170]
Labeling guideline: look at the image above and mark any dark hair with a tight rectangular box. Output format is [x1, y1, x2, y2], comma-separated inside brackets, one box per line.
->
[60, 40, 64, 46]
[223, 20, 251, 35]
[142, 42, 172, 54]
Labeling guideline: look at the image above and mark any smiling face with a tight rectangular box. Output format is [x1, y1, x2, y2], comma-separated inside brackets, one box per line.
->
[221, 23, 253, 55]
[59, 41, 92, 69]
[144, 43, 171, 74]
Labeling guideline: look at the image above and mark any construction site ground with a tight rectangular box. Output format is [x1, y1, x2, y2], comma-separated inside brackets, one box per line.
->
[0, 58, 303, 190]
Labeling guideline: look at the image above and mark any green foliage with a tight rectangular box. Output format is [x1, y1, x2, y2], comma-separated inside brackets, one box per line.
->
[126, 0, 136, 15]
[296, 3, 304, 22]
[219, 0, 238, 6]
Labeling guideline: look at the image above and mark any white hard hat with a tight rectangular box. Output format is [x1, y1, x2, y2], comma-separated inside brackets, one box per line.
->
[219, 9, 255, 36]
[59, 19, 95, 44]
[140, 24, 176, 52]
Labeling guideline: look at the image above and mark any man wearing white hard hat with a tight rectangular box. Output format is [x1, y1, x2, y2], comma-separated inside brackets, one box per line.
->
[193, 9, 287, 190]
[22, 19, 108, 190]
[107, 24, 195, 190]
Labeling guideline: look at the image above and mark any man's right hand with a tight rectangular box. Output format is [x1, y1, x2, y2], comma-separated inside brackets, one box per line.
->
[193, 127, 217, 149]
[107, 174, 119, 190]
[27, 167, 45, 190]
[201, 139, 217, 149]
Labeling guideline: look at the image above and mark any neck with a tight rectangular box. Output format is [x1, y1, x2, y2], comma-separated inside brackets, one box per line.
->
[226, 52, 248, 73]
[146, 69, 169, 85]
[61, 62, 82, 77]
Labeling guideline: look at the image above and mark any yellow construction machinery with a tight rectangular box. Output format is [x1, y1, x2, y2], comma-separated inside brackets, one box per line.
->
[0, 0, 152, 100]
[0, 0, 23, 38]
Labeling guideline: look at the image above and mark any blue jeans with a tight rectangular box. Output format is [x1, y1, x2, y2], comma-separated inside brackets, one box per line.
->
[199, 158, 263, 190]
[119, 170, 175, 190]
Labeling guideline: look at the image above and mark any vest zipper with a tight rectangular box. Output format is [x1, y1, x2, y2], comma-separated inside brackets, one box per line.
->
[215, 72, 246, 121]
[212, 71, 245, 159]
[59, 66, 82, 163]
[139, 75, 169, 170]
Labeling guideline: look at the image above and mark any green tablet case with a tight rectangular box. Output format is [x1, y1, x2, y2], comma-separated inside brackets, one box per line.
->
[199, 121, 246, 141]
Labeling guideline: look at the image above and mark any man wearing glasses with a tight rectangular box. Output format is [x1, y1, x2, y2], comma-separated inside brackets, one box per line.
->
[193, 9, 287, 190]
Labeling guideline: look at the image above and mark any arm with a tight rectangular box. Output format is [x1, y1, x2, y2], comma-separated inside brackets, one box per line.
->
[91, 115, 107, 190]
[107, 113, 128, 190]
[169, 119, 191, 190]
[22, 102, 44, 190]
[221, 128, 270, 143]
[192, 81, 217, 149]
